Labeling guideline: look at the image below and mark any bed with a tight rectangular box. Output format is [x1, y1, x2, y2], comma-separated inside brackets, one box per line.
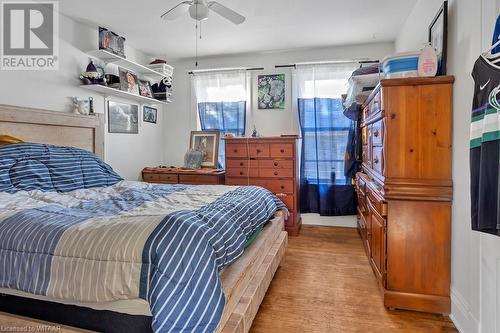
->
[0, 104, 288, 333]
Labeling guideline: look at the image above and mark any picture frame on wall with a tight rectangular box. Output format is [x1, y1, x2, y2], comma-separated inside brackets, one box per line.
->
[257, 74, 286, 109]
[143, 106, 157, 124]
[107, 100, 139, 134]
[428, 1, 448, 75]
[189, 130, 220, 169]
[118, 68, 140, 95]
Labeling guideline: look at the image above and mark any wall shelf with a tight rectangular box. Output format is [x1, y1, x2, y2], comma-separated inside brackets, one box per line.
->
[80, 84, 171, 105]
[86, 49, 172, 82]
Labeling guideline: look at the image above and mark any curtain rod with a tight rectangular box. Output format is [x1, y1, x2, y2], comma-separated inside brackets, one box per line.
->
[275, 59, 380, 69]
[188, 67, 264, 75]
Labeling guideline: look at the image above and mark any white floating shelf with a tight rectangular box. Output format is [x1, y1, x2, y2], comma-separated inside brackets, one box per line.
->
[86, 49, 173, 82]
[81, 84, 171, 105]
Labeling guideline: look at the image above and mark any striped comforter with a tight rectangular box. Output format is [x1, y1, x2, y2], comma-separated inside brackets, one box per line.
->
[0, 181, 285, 332]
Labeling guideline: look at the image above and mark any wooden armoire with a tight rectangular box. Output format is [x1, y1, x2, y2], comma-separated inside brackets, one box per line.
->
[355, 76, 454, 314]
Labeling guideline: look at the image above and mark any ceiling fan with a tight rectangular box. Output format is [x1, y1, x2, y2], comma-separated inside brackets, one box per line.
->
[161, 0, 246, 24]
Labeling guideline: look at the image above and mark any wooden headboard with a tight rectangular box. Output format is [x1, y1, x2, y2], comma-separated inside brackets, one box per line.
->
[0, 104, 104, 159]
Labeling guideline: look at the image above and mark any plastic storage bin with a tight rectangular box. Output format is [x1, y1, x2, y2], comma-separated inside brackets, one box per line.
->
[382, 52, 420, 78]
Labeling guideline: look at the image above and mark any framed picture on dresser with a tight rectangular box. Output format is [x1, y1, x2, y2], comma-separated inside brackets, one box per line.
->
[428, 1, 448, 75]
[189, 130, 220, 168]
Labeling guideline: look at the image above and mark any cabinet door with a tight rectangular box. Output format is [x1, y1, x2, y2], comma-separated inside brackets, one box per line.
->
[370, 207, 386, 281]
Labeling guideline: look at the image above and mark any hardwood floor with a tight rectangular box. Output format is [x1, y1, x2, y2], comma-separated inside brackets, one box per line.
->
[250, 226, 458, 333]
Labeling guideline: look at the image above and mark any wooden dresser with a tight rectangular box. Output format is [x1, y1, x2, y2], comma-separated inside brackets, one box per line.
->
[142, 168, 225, 185]
[355, 76, 454, 314]
[224, 136, 301, 235]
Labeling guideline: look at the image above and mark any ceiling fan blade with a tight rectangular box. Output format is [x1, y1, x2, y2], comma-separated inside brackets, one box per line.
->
[161, 1, 192, 20]
[207, 1, 245, 24]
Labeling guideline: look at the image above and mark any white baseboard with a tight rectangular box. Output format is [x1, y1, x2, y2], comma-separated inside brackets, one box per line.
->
[301, 214, 357, 228]
[450, 287, 480, 333]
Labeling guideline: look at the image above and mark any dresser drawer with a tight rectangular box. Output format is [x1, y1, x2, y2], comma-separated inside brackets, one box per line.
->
[143, 173, 160, 182]
[226, 167, 259, 178]
[179, 174, 220, 185]
[371, 119, 384, 147]
[226, 144, 248, 158]
[366, 187, 387, 217]
[260, 168, 293, 178]
[253, 179, 294, 194]
[159, 174, 178, 183]
[367, 91, 382, 119]
[259, 160, 293, 169]
[226, 159, 258, 169]
[270, 144, 293, 158]
[372, 146, 384, 176]
[275, 193, 295, 211]
[249, 144, 270, 158]
[362, 145, 371, 167]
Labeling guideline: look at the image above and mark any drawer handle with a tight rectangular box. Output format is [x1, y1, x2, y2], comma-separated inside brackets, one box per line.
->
[280, 185, 285, 189]
[374, 157, 379, 164]
[234, 149, 238, 153]
[274, 162, 279, 167]
[280, 149, 285, 153]
[239, 171, 244, 176]
[373, 130, 380, 138]
[256, 149, 262, 153]
[239, 162, 244, 166]
[274, 171, 279, 176]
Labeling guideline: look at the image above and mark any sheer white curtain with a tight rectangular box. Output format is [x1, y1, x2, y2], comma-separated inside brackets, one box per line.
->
[293, 63, 358, 99]
[193, 70, 248, 103]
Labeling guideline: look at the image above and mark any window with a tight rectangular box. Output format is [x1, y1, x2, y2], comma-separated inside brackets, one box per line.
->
[193, 71, 248, 167]
[295, 64, 357, 185]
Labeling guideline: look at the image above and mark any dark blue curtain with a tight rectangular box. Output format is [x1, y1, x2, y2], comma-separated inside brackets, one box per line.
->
[298, 98, 357, 216]
[198, 101, 246, 168]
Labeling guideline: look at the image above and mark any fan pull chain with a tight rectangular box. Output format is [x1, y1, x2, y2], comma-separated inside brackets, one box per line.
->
[195, 21, 198, 67]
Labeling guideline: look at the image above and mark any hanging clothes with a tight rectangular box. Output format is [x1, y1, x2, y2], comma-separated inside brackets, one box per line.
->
[470, 56, 500, 236]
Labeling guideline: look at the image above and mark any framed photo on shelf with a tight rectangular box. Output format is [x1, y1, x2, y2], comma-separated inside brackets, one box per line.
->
[107, 100, 139, 134]
[143, 106, 157, 124]
[428, 1, 448, 75]
[189, 130, 220, 168]
[118, 68, 139, 95]
[138, 80, 153, 98]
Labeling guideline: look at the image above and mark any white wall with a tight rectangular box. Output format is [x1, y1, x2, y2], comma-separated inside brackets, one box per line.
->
[0, 14, 166, 180]
[164, 42, 394, 166]
[396, 1, 500, 332]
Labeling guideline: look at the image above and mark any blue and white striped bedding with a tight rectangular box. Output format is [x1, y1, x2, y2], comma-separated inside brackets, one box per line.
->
[0, 144, 286, 332]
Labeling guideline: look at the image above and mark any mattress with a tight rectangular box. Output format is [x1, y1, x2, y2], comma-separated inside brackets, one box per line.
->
[0, 180, 286, 332]
[0, 216, 285, 333]
[0, 221, 272, 317]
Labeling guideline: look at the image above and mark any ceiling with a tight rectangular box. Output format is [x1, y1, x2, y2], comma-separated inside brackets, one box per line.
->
[59, 0, 417, 61]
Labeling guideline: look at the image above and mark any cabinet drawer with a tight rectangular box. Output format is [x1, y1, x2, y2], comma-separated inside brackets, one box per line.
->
[259, 160, 293, 169]
[253, 179, 294, 194]
[362, 145, 371, 166]
[226, 159, 258, 169]
[226, 144, 248, 158]
[372, 146, 384, 176]
[368, 91, 382, 118]
[179, 174, 219, 185]
[159, 174, 179, 183]
[249, 144, 270, 158]
[226, 167, 259, 178]
[275, 193, 295, 211]
[270, 144, 294, 158]
[371, 119, 384, 146]
[367, 188, 387, 217]
[260, 168, 293, 178]
[143, 173, 160, 182]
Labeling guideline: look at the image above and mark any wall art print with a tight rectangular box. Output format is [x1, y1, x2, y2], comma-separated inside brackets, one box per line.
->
[257, 74, 285, 109]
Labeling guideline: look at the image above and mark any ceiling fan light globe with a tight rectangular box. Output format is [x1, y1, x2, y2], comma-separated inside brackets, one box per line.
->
[189, 4, 209, 21]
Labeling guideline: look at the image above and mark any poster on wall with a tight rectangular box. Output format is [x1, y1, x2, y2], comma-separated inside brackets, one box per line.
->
[257, 74, 286, 109]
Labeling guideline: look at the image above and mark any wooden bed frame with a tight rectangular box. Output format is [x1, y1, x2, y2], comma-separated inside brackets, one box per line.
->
[0, 104, 288, 333]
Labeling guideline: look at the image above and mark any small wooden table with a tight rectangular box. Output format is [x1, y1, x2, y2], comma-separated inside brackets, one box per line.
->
[142, 167, 225, 185]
